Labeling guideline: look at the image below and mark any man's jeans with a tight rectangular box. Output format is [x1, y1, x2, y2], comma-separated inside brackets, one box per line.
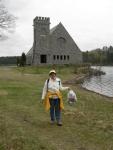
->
[49, 98, 61, 122]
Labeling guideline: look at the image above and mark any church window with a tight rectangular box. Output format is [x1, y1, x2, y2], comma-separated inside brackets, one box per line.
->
[64, 55, 66, 60]
[57, 37, 66, 48]
[53, 55, 56, 60]
[60, 55, 63, 60]
[67, 55, 70, 60]
[57, 55, 59, 60]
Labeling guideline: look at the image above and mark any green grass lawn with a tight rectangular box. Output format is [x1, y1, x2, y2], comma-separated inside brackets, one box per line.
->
[0, 66, 113, 150]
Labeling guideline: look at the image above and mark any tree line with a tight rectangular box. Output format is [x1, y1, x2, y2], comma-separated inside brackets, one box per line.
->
[0, 52, 26, 66]
[82, 46, 113, 65]
[0, 56, 17, 65]
[0, 46, 113, 66]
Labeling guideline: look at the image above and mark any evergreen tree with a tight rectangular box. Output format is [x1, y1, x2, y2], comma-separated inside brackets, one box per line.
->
[20, 52, 26, 67]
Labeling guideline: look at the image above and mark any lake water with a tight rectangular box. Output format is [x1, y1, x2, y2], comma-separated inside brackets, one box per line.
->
[82, 66, 113, 97]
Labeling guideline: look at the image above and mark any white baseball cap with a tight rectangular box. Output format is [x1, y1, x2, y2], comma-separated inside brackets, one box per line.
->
[49, 69, 56, 75]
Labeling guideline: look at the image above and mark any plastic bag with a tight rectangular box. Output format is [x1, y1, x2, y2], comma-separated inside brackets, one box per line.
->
[67, 90, 77, 104]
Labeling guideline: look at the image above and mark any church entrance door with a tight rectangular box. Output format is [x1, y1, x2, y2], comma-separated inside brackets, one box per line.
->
[40, 55, 47, 63]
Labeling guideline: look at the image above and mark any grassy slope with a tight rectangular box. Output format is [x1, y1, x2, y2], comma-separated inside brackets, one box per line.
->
[0, 66, 113, 150]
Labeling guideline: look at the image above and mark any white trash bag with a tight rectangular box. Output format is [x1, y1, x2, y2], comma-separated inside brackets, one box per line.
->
[67, 90, 77, 104]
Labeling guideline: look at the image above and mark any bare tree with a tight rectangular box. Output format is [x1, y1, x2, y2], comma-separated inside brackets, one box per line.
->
[0, 0, 16, 40]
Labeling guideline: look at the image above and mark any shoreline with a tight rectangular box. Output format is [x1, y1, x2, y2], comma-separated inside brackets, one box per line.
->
[79, 84, 113, 100]
[63, 73, 113, 100]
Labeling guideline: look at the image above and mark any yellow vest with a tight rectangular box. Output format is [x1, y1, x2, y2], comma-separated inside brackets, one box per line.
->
[44, 91, 64, 111]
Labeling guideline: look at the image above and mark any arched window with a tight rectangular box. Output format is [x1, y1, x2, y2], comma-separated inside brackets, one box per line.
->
[57, 37, 66, 48]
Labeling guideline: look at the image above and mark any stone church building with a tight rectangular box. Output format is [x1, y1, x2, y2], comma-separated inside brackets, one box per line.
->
[26, 16, 82, 65]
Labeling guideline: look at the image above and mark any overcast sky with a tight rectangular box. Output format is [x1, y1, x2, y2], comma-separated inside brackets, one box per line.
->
[0, 0, 113, 56]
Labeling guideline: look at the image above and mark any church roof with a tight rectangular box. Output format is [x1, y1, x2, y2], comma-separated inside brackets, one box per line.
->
[50, 23, 63, 34]
[50, 22, 66, 35]
[27, 47, 33, 55]
[50, 24, 58, 34]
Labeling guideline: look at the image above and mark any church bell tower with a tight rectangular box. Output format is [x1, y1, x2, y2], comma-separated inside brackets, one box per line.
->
[32, 17, 50, 65]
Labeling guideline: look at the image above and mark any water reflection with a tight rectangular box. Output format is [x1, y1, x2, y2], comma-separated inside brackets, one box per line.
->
[82, 66, 113, 97]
